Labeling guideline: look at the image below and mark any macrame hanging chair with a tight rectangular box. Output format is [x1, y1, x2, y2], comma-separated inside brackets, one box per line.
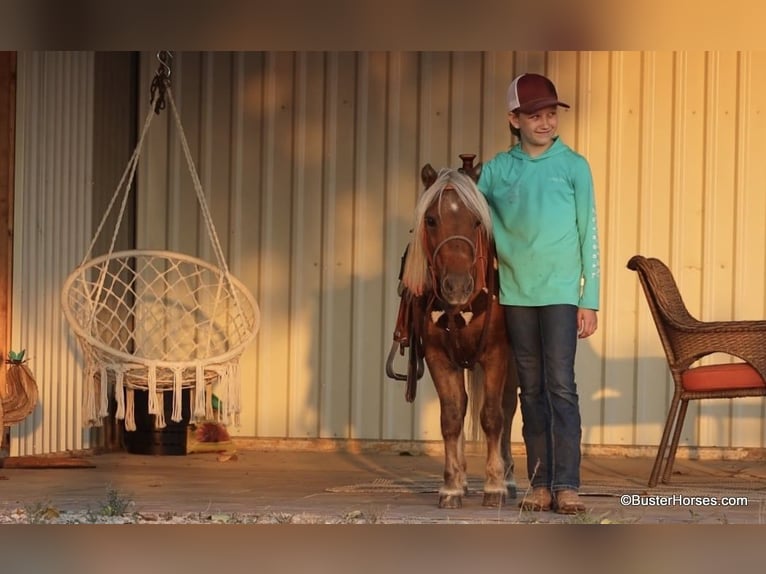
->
[62, 53, 260, 432]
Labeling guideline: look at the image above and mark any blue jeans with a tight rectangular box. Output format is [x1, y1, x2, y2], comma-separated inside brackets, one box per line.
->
[504, 304, 582, 492]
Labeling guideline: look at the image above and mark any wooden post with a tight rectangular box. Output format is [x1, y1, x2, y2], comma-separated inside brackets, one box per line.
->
[0, 53, 16, 449]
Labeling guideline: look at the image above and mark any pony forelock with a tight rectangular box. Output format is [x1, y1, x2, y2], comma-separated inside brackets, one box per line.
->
[401, 168, 493, 295]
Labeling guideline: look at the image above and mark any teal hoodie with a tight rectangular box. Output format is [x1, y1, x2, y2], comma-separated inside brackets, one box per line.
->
[477, 137, 600, 309]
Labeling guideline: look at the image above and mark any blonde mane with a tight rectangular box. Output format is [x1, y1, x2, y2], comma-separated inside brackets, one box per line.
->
[401, 168, 493, 295]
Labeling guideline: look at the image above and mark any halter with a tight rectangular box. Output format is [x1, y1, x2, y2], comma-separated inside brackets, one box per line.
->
[423, 185, 489, 307]
[419, 186, 496, 370]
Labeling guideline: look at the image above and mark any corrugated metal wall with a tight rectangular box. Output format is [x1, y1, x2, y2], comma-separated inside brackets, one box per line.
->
[11, 52, 135, 455]
[135, 50, 766, 451]
[12, 51, 766, 454]
[11, 52, 95, 455]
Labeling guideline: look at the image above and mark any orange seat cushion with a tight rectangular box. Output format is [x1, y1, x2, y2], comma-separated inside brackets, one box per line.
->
[682, 363, 766, 392]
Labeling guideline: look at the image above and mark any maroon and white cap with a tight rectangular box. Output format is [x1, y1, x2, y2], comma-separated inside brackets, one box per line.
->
[507, 73, 570, 114]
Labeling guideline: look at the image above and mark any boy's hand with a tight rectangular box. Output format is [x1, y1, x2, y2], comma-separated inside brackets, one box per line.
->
[577, 308, 598, 338]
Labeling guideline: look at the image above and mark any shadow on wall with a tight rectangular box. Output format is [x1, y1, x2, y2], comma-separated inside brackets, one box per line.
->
[575, 341, 766, 452]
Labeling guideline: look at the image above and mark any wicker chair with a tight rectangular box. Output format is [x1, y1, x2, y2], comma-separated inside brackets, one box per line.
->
[627, 255, 766, 487]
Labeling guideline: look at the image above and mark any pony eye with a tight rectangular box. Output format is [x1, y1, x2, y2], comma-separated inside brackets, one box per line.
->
[474, 219, 481, 229]
[425, 215, 437, 227]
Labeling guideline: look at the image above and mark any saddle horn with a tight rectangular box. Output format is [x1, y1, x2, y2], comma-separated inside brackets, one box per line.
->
[459, 153, 482, 183]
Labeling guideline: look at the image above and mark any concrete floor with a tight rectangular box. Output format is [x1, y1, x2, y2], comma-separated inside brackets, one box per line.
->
[2, 443, 766, 524]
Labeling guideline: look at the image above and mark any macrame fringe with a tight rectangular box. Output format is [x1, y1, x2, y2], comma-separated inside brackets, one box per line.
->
[206, 383, 214, 420]
[125, 388, 136, 431]
[171, 367, 184, 422]
[194, 364, 206, 419]
[114, 368, 125, 420]
[82, 365, 98, 426]
[99, 365, 109, 418]
[205, 363, 241, 427]
[147, 364, 159, 415]
[228, 362, 241, 427]
[154, 391, 166, 429]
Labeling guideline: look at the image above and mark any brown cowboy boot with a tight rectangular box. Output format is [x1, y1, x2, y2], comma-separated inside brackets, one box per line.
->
[518, 486, 552, 511]
[554, 489, 586, 515]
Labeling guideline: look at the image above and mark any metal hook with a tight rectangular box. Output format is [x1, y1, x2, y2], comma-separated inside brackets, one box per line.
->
[156, 50, 173, 80]
[150, 50, 173, 115]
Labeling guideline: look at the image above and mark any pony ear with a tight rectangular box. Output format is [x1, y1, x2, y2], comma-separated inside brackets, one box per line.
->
[421, 164, 438, 189]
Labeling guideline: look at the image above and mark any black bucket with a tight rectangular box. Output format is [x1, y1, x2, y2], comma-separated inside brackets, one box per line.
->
[123, 388, 191, 455]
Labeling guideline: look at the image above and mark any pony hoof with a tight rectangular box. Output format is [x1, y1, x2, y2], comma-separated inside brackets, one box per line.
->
[439, 494, 463, 509]
[482, 492, 506, 507]
[507, 484, 518, 499]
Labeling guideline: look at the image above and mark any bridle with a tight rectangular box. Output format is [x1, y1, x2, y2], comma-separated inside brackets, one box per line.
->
[423, 186, 489, 307]
[385, 157, 498, 402]
[420, 186, 496, 369]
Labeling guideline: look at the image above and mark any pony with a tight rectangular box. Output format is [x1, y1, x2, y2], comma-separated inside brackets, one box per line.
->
[399, 157, 519, 509]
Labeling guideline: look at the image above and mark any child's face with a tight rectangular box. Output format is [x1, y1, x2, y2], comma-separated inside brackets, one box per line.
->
[508, 106, 559, 154]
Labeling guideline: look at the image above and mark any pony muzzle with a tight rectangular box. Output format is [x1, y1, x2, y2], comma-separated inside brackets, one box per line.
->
[441, 272, 475, 306]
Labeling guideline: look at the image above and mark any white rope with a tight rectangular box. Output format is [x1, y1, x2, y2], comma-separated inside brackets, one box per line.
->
[83, 108, 156, 335]
[154, 392, 166, 429]
[166, 87, 250, 343]
[125, 388, 136, 431]
[147, 364, 159, 415]
[99, 365, 109, 418]
[194, 364, 206, 418]
[114, 368, 126, 420]
[65, 70, 258, 431]
[171, 367, 184, 422]
[82, 364, 97, 425]
[82, 107, 156, 266]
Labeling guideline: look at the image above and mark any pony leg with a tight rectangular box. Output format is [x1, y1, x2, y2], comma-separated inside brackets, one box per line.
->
[479, 358, 514, 507]
[480, 399, 508, 507]
[430, 362, 469, 509]
[501, 361, 519, 499]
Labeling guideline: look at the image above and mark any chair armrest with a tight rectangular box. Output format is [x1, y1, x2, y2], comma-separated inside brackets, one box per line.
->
[665, 316, 766, 334]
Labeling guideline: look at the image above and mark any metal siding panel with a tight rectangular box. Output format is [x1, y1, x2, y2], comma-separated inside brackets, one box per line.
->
[413, 52, 454, 441]
[123, 50, 766, 453]
[634, 52, 676, 447]
[514, 51, 547, 75]
[672, 52, 707, 448]
[11, 52, 94, 455]
[231, 52, 266, 436]
[382, 52, 420, 440]
[547, 51, 579, 147]
[137, 52, 170, 251]
[479, 51, 515, 162]
[574, 51, 611, 445]
[319, 52, 356, 438]
[450, 52, 483, 159]
[289, 52, 324, 437]
[199, 53, 233, 264]
[418, 52, 451, 172]
[732, 52, 766, 448]
[349, 52, 387, 439]
[256, 52, 295, 437]
[699, 52, 739, 447]
[601, 52, 642, 445]
[171, 53, 203, 258]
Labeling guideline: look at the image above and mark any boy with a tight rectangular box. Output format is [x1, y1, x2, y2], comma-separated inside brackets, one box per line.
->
[477, 73, 600, 514]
